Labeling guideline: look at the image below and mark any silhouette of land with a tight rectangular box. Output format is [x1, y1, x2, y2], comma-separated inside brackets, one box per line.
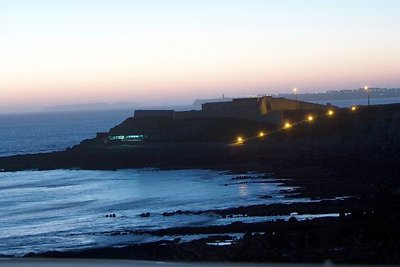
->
[1, 103, 400, 263]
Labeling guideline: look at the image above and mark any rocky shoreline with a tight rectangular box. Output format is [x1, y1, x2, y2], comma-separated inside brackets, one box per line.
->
[22, 165, 400, 264]
[25, 192, 400, 264]
[1, 104, 400, 263]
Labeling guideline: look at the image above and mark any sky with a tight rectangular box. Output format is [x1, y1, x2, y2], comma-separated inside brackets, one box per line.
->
[1, 0, 400, 112]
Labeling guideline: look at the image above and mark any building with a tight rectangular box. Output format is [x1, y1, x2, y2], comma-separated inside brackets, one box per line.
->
[132, 96, 333, 124]
[134, 110, 174, 119]
[201, 96, 328, 114]
[175, 96, 331, 123]
[99, 96, 336, 143]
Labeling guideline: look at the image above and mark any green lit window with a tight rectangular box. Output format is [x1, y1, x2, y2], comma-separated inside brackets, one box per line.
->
[108, 134, 146, 142]
[108, 135, 125, 141]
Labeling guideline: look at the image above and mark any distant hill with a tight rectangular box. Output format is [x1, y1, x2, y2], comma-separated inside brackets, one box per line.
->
[277, 88, 400, 101]
[193, 97, 233, 106]
[45, 102, 140, 112]
[193, 88, 400, 106]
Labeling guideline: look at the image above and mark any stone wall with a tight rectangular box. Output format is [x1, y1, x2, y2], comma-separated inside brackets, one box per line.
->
[266, 97, 327, 112]
[133, 97, 329, 125]
[134, 110, 174, 118]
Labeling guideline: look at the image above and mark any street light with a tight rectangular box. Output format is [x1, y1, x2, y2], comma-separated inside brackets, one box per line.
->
[293, 88, 298, 109]
[351, 106, 357, 111]
[364, 86, 370, 106]
[284, 122, 292, 129]
[307, 115, 314, 122]
[237, 136, 244, 143]
[327, 109, 334, 116]
[258, 131, 265, 137]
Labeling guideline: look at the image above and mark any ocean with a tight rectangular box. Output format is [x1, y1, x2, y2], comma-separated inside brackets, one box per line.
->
[0, 99, 399, 256]
[0, 109, 133, 157]
[0, 169, 307, 256]
[0, 109, 306, 256]
[1, 98, 400, 157]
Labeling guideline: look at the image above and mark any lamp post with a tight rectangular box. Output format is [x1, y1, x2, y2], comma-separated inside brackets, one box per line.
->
[364, 86, 370, 106]
[293, 88, 298, 109]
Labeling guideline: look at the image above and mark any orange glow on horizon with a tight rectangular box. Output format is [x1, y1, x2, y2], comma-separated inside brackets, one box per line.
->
[1, 1, 400, 112]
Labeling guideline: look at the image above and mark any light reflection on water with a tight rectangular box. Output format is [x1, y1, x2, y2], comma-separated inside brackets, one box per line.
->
[0, 169, 305, 256]
[239, 183, 249, 197]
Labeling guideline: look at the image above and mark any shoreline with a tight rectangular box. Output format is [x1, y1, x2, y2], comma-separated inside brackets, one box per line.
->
[1, 103, 400, 263]
[24, 200, 400, 263]
[17, 172, 400, 263]
[2, 143, 399, 263]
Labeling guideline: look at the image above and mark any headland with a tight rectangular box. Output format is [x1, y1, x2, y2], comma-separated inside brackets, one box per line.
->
[1, 97, 400, 263]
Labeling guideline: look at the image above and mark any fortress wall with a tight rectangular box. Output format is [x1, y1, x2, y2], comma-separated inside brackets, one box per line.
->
[202, 98, 260, 113]
[204, 110, 260, 120]
[174, 109, 261, 121]
[134, 110, 174, 118]
[257, 111, 284, 124]
[297, 101, 328, 110]
[267, 97, 327, 111]
[173, 110, 205, 120]
[133, 97, 330, 125]
[202, 101, 235, 111]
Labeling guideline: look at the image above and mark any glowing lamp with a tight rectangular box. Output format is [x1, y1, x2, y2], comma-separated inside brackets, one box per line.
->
[284, 122, 292, 129]
[259, 131, 265, 137]
[307, 115, 314, 122]
[327, 110, 334, 116]
[351, 106, 357, 111]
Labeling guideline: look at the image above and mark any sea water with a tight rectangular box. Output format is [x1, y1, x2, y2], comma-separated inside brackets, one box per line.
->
[1, 99, 400, 157]
[0, 110, 133, 157]
[0, 169, 303, 256]
[0, 107, 362, 256]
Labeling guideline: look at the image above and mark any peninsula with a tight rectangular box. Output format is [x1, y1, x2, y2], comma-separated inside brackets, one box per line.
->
[1, 97, 400, 263]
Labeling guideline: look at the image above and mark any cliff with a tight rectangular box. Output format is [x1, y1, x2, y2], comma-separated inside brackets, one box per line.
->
[0, 103, 399, 172]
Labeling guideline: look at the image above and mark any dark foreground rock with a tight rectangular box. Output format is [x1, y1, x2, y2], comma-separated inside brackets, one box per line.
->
[1, 103, 400, 174]
[4, 104, 400, 263]
[26, 203, 400, 264]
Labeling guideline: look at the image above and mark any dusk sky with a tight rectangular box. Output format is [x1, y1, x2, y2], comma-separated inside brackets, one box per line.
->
[1, 0, 400, 112]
